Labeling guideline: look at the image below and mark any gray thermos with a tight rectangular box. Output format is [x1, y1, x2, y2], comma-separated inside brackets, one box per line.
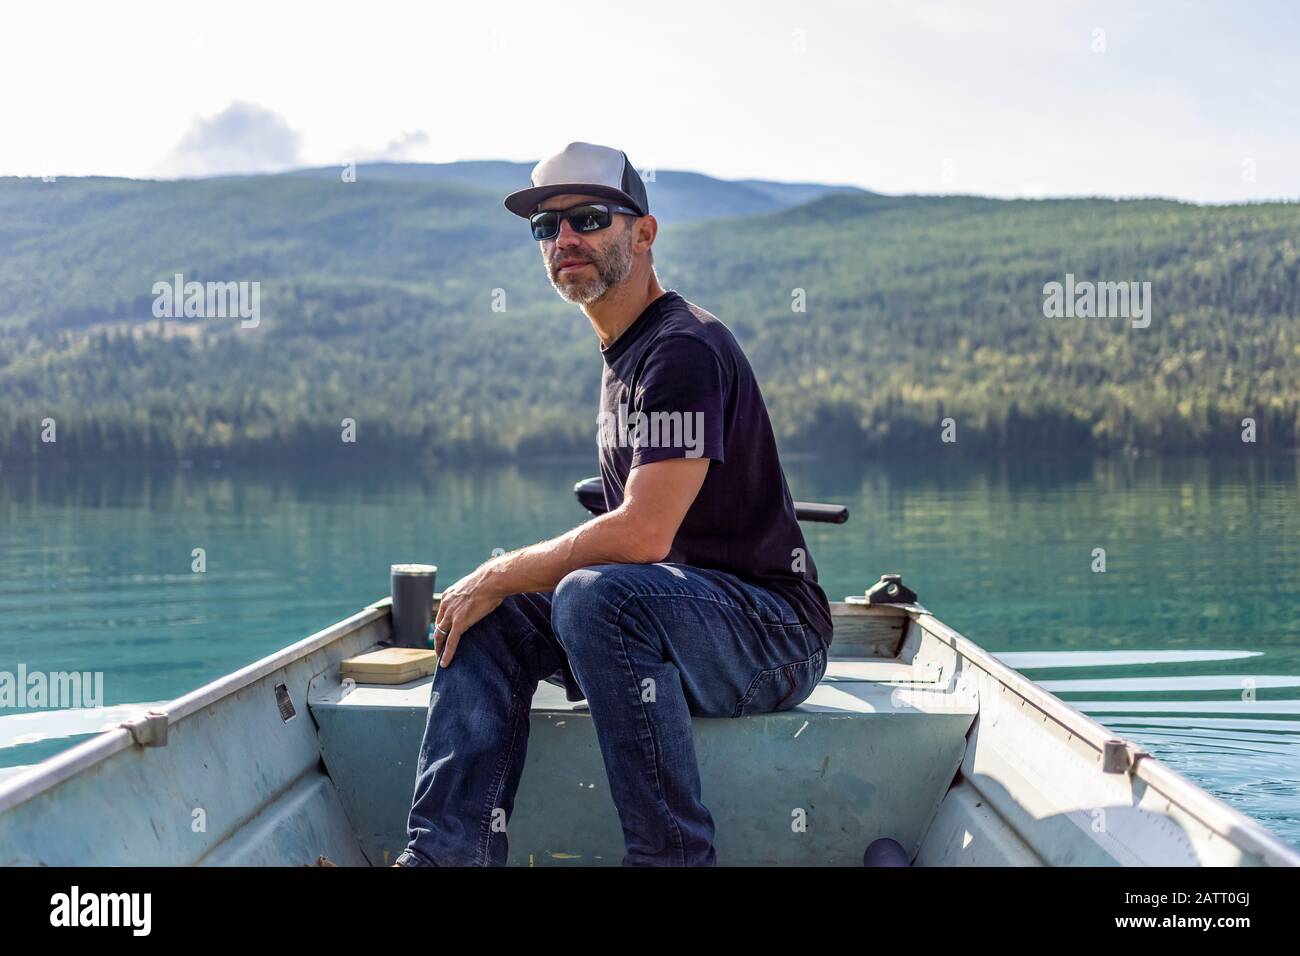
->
[390, 563, 438, 648]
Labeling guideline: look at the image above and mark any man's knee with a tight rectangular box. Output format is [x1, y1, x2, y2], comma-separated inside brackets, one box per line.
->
[552, 564, 638, 634]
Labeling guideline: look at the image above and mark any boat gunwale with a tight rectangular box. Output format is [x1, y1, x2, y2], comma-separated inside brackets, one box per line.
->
[0, 599, 392, 815]
[907, 605, 1300, 866]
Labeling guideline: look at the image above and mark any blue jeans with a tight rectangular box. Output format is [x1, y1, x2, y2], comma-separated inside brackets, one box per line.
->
[395, 561, 828, 867]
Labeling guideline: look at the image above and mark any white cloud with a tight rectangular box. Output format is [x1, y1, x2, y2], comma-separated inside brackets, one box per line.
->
[154, 101, 303, 178]
[335, 130, 434, 166]
[370, 131, 431, 162]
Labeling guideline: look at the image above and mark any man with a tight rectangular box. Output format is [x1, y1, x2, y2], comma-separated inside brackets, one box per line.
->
[395, 141, 834, 867]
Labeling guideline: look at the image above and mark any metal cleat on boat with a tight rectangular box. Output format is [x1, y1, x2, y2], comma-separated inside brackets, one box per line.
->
[865, 573, 919, 606]
[119, 709, 169, 747]
[1102, 738, 1150, 775]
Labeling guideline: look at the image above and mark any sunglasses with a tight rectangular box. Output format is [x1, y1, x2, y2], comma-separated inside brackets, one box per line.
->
[529, 202, 641, 241]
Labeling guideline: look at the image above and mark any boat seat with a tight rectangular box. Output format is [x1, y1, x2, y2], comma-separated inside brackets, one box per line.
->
[308, 651, 977, 866]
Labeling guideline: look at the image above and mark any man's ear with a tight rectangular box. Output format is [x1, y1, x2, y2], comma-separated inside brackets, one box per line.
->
[635, 214, 658, 255]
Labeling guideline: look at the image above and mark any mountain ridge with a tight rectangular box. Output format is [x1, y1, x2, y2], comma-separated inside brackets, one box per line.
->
[1, 172, 1295, 460]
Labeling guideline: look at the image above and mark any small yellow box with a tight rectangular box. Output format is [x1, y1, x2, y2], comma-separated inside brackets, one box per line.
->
[341, 647, 441, 685]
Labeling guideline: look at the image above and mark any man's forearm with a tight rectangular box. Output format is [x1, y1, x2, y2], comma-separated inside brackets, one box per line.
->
[477, 508, 667, 598]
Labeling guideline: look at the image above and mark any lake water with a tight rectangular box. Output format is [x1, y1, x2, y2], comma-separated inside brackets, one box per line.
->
[1, 455, 1297, 849]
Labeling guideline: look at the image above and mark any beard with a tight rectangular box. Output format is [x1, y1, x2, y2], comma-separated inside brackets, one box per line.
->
[547, 226, 635, 305]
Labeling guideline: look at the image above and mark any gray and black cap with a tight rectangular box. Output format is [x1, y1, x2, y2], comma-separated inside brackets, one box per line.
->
[503, 141, 650, 219]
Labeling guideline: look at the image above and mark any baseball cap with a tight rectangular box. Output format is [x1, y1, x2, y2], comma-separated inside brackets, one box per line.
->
[503, 142, 650, 219]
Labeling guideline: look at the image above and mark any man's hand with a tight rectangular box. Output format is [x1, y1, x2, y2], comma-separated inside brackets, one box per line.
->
[432, 560, 505, 666]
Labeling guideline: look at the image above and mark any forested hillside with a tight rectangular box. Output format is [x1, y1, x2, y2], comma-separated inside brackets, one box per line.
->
[1, 170, 1296, 462]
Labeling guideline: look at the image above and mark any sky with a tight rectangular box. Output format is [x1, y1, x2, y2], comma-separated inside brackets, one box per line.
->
[2, 0, 1297, 202]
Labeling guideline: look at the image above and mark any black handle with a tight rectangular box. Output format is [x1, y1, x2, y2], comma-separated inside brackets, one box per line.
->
[573, 477, 848, 524]
[792, 501, 849, 524]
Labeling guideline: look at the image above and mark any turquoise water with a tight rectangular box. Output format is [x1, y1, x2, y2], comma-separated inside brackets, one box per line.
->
[1, 455, 1297, 848]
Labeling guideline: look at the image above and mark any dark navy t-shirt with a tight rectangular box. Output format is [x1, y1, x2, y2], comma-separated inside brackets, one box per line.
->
[595, 289, 834, 645]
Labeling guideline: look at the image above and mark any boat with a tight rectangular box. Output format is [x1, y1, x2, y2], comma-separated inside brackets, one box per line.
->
[1, 479, 1296, 867]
